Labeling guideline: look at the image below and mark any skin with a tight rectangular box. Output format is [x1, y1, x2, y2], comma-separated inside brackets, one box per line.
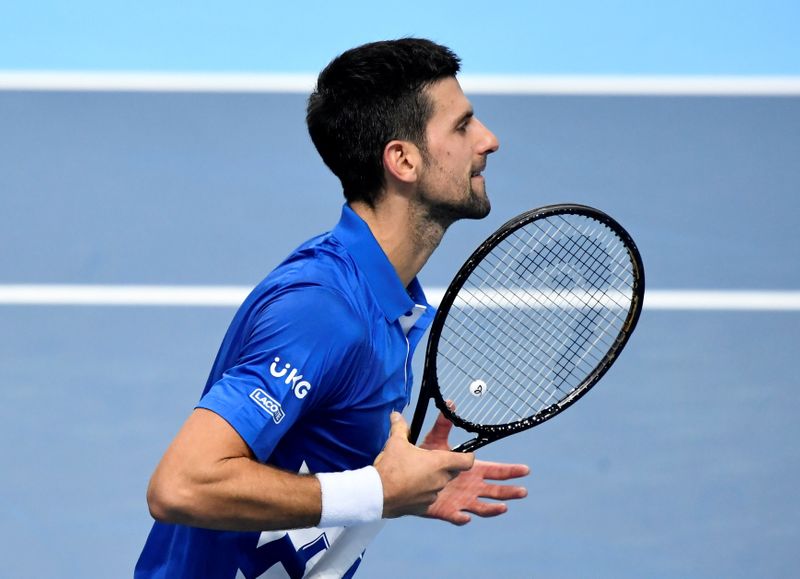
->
[353, 76, 500, 286]
[420, 404, 528, 525]
[146, 76, 528, 532]
[147, 409, 474, 530]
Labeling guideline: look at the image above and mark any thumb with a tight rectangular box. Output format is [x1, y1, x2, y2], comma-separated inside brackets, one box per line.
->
[375, 412, 409, 467]
[389, 411, 410, 439]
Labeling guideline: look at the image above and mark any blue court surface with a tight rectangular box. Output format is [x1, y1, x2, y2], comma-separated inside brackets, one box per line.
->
[1, 87, 798, 578]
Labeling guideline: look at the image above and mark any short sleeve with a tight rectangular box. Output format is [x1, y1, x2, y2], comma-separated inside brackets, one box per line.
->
[197, 285, 366, 462]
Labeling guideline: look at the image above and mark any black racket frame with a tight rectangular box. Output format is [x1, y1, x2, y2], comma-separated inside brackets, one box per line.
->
[408, 203, 645, 451]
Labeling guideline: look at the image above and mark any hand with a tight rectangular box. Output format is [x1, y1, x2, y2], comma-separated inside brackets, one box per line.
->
[374, 412, 474, 519]
[420, 406, 529, 525]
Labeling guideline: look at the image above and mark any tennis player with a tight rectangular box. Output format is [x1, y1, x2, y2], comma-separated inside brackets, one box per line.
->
[135, 38, 529, 578]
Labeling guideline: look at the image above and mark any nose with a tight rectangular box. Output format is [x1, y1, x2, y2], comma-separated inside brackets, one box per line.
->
[475, 118, 500, 155]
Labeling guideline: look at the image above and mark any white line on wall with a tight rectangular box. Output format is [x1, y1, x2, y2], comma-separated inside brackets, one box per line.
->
[1, 72, 800, 96]
[1, 285, 799, 311]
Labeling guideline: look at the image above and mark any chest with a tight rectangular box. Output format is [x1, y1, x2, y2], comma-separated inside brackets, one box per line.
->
[270, 322, 414, 472]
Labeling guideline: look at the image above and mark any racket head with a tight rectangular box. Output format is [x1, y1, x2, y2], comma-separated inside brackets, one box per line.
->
[413, 204, 644, 451]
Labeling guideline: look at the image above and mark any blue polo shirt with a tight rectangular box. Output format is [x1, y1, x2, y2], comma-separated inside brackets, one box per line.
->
[135, 205, 434, 579]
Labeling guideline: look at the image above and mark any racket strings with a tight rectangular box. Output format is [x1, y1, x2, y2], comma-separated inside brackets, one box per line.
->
[440, 286, 619, 425]
[476, 247, 628, 421]
[438, 311, 542, 419]
[440, 283, 617, 424]
[435, 213, 635, 427]
[439, 297, 601, 422]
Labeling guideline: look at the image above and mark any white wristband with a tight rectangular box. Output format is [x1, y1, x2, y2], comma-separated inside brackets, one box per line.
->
[316, 466, 384, 528]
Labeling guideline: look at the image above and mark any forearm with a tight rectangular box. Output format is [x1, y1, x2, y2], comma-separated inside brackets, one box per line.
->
[147, 408, 322, 532]
[146, 409, 473, 532]
[148, 455, 322, 531]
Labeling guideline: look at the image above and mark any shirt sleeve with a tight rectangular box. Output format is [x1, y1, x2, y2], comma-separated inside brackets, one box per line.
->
[197, 285, 366, 462]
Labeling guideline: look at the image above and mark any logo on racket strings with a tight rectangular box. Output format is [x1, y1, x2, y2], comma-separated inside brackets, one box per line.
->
[469, 379, 487, 397]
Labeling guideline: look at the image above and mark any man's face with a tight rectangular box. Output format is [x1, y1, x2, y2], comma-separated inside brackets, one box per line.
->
[416, 77, 500, 223]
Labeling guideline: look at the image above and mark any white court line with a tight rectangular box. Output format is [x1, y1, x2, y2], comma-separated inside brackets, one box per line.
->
[0, 285, 249, 306]
[1, 71, 800, 96]
[0, 285, 799, 311]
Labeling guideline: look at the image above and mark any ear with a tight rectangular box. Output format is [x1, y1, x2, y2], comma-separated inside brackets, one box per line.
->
[382, 140, 422, 185]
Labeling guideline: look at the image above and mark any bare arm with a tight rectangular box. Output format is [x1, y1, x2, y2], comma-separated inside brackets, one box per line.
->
[147, 408, 321, 531]
[146, 409, 473, 531]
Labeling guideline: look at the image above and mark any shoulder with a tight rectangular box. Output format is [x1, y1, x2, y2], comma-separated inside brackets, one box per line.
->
[246, 245, 371, 353]
[250, 235, 370, 325]
[230, 233, 378, 362]
[253, 233, 358, 296]
[258, 284, 366, 343]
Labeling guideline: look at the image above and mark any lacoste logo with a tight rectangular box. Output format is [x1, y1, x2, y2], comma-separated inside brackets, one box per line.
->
[269, 356, 312, 399]
[249, 389, 285, 424]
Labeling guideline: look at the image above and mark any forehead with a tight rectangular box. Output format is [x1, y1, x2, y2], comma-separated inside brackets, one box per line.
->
[424, 77, 472, 124]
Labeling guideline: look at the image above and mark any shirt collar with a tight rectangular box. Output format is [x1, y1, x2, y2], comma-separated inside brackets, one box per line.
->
[332, 204, 430, 322]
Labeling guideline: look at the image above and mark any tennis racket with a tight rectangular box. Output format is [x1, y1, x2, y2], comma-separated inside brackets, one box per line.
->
[408, 203, 644, 451]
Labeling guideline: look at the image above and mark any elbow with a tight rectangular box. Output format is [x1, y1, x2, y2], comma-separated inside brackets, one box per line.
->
[146, 470, 196, 525]
[145, 480, 173, 523]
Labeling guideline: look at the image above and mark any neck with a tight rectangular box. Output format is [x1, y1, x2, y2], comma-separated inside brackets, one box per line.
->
[350, 194, 448, 287]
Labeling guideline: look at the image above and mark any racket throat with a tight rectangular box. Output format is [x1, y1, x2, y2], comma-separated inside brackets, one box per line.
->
[408, 394, 428, 445]
[452, 436, 491, 453]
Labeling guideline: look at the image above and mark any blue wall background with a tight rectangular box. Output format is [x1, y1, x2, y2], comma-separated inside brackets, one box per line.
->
[2, 0, 799, 75]
[1, 3, 799, 578]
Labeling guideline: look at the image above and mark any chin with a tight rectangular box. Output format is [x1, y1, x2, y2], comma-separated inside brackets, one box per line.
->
[473, 202, 491, 219]
[466, 189, 491, 219]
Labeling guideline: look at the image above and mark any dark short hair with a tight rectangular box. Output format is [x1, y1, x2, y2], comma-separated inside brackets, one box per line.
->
[306, 38, 461, 206]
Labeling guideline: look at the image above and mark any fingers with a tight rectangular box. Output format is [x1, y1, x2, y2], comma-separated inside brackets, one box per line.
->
[445, 451, 475, 475]
[442, 511, 472, 526]
[389, 411, 409, 439]
[428, 494, 513, 525]
[421, 410, 454, 449]
[376, 412, 474, 519]
[474, 482, 528, 501]
[463, 501, 508, 518]
[473, 461, 530, 481]
[420, 401, 455, 450]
